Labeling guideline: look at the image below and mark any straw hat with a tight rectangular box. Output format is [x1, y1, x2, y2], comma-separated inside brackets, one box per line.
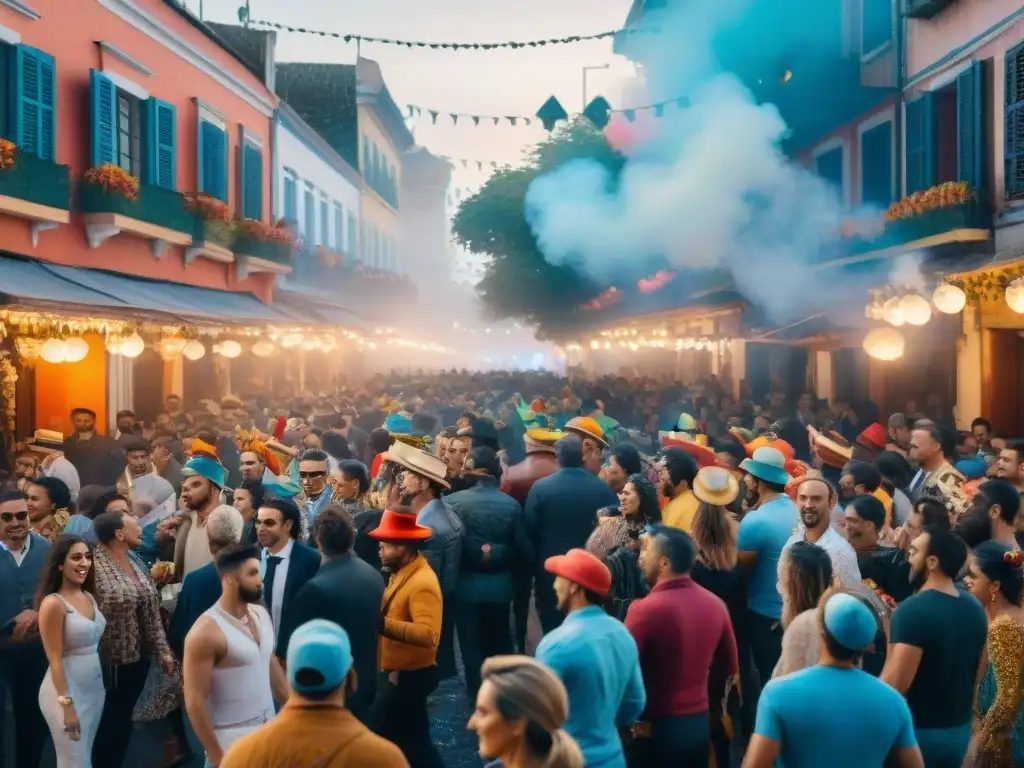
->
[692, 466, 740, 506]
[381, 439, 450, 488]
[27, 429, 64, 450]
[564, 416, 608, 448]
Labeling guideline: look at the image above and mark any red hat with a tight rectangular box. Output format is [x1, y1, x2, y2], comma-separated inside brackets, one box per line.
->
[369, 509, 433, 542]
[857, 423, 886, 452]
[544, 549, 611, 597]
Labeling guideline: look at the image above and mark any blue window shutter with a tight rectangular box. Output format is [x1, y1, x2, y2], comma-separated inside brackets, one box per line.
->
[861, 121, 893, 208]
[242, 143, 262, 220]
[905, 93, 935, 194]
[14, 47, 56, 161]
[199, 121, 227, 202]
[957, 59, 987, 192]
[304, 187, 314, 241]
[144, 98, 176, 190]
[283, 175, 296, 220]
[88, 69, 116, 167]
[1004, 43, 1024, 197]
[334, 205, 343, 249]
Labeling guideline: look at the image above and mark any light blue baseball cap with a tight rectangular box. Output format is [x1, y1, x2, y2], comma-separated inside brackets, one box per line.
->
[823, 593, 877, 651]
[181, 456, 226, 489]
[286, 619, 352, 696]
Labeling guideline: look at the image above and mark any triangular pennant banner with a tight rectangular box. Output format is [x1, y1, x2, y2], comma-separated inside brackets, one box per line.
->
[492, 117, 500, 126]
[490, 161, 497, 168]
[461, 159, 468, 168]
[524, 118, 531, 126]
[654, 103, 664, 117]
[472, 116, 480, 126]
[407, 105, 415, 118]
[451, 114, 459, 125]
[507, 116, 517, 126]
[624, 109, 636, 123]
[477, 161, 483, 171]
[429, 110, 439, 124]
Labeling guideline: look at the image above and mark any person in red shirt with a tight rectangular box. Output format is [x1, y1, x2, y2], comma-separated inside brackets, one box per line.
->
[625, 524, 738, 766]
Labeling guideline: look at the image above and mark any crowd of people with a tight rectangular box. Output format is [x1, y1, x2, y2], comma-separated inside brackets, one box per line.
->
[0, 369, 1022, 767]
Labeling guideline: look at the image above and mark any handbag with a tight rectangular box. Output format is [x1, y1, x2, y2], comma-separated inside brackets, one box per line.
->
[131, 655, 182, 723]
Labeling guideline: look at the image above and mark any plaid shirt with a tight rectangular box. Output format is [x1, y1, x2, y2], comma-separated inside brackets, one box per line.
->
[93, 545, 171, 666]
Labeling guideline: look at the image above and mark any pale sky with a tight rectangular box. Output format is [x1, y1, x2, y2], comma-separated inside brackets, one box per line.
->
[193, 0, 637, 191]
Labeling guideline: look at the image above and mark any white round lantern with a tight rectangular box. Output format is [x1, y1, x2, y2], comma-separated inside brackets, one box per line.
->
[863, 328, 906, 361]
[120, 333, 145, 359]
[251, 340, 275, 358]
[63, 337, 90, 363]
[932, 283, 966, 314]
[40, 338, 67, 364]
[105, 334, 124, 355]
[161, 336, 189, 356]
[881, 297, 905, 327]
[182, 340, 206, 361]
[216, 340, 242, 359]
[899, 294, 932, 326]
[1007, 278, 1024, 313]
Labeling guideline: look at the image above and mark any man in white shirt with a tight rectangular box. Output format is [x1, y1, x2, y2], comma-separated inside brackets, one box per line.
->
[781, 476, 861, 588]
[26, 431, 81, 502]
[254, 498, 320, 632]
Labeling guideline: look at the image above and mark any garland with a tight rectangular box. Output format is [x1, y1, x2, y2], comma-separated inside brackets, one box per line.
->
[947, 265, 1024, 303]
[252, 19, 656, 49]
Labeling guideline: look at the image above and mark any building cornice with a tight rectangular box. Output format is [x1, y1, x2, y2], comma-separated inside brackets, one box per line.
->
[277, 104, 362, 189]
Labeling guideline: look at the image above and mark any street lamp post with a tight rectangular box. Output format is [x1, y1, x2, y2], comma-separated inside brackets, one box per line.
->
[582, 64, 610, 111]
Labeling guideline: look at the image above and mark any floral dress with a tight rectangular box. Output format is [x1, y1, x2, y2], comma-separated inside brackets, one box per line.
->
[978, 615, 1024, 766]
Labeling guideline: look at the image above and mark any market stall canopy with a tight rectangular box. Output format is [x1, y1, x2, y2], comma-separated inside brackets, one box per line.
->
[0, 254, 290, 325]
[273, 283, 365, 329]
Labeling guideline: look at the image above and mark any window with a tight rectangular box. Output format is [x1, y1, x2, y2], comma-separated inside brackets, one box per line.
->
[860, 119, 893, 208]
[283, 170, 297, 221]
[320, 198, 330, 247]
[239, 132, 263, 221]
[12, 45, 56, 161]
[861, 0, 891, 58]
[814, 144, 845, 201]
[0, 42, 10, 139]
[116, 91, 141, 177]
[333, 203, 343, 250]
[1006, 44, 1024, 198]
[348, 212, 357, 256]
[304, 185, 315, 242]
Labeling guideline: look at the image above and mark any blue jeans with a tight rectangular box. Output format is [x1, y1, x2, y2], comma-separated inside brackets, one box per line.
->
[915, 722, 972, 768]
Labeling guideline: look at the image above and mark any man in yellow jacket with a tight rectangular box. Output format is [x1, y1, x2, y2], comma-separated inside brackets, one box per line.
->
[368, 506, 443, 767]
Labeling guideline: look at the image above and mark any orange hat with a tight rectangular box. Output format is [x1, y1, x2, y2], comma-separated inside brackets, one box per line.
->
[746, 435, 794, 461]
[369, 509, 433, 542]
[564, 416, 607, 448]
[190, 438, 219, 461]
[544, 549, 611, 597]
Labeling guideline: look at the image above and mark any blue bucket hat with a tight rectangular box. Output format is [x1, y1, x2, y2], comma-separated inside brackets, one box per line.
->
[823, 593, 877, 651]
[287, 619, 352, 696]
[739, 446, 791, 486]
[181, 456, 226, 489]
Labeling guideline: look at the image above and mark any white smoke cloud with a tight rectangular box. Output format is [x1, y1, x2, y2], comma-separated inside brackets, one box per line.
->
[523, 0, 878, 324]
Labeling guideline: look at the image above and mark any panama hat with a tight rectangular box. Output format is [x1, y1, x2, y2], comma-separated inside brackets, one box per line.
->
[382, 439, 450, 488]
[693, 466, 740, 506]
[369, 508, 433, 542]
[28, 429, 65, 450]
[739, 446, 792, 486]
[564, 416, 608, 448]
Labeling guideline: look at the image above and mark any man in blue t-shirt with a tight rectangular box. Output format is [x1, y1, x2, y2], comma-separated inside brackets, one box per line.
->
[745, 593, 923, 768]
[737, 447, 799, 686]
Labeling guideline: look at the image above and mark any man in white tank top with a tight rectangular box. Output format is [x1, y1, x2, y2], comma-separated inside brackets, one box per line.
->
[183, 543, 290, 767]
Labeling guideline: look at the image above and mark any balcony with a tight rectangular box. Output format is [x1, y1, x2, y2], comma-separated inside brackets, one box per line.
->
[906, 0, 956, 20]
[78, 181, 193, 258]
[0, 148, 71, 246]
[232, 221, 294, 280]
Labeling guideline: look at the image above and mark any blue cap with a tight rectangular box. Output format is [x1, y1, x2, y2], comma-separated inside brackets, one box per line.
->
[287, 619, 352, 696]
[181, 456, 226, 489]
[823, 593, 877, 651]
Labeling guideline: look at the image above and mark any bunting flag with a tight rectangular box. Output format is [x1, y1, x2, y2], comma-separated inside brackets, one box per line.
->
[407, 105, 533, 128]
[252, 19, 658, 49]
[437, 156, 504, 172]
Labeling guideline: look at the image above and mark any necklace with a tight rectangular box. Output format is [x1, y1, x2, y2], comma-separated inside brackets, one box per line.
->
[239, 608, 260, 645]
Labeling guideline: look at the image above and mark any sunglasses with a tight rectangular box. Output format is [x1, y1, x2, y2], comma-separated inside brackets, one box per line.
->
[1, 511, 27, 522]
[298, 471, 327, 479]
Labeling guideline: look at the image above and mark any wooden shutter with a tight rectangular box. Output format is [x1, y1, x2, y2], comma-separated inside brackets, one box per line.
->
[241, 142, 261, 220]
[198, 121, 227, 202]
[905, 93, 935, 194]
[1004, 43, 1024, 198]
[957, 59, 987, 192]
[144, 98, 176, 190]
[14, 46, 56, 161]
[88, 69, 116, 167]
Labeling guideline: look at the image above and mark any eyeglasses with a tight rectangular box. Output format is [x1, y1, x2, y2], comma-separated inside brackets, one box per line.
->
[298, 471, 327, 479]
[0, 511, 27, 522]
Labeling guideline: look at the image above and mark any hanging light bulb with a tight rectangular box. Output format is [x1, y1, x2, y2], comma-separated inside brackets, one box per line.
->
[932, 283, 967, 314]
[251, 340, 275, 358]
[120, 333, 145, 359]
[40, 338, 67, 364]
[863, 328, 905, 361]
[216, 340, 242, 359]
[161, 336, 189, 356]
[183, 340, 206, 361]
[881, 297, 906, 326]
[899, 294, 932, 326]
[105, 334, 124, 355]
[63, 337, 90, 363]
[1007, 278, 1024, 313]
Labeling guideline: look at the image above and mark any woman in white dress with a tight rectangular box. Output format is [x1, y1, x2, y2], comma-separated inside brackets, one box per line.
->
[37, 534, 107, 767]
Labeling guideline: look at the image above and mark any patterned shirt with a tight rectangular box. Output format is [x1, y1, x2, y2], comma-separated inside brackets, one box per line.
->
[781, 525, 862, 589]
[93, 545, 171, 666]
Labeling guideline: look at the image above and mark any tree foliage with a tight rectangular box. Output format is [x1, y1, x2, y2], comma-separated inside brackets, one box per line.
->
[451, 120, 625, 332]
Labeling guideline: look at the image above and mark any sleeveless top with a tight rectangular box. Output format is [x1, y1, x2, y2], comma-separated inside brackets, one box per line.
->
[203, 603, 276, 733]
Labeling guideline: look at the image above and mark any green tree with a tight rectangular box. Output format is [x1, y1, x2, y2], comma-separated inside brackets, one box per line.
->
[451, 120, 625, 332]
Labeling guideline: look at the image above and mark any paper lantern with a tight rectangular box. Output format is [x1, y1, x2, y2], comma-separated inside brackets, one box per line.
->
[183, 340, 206, 361]
[251, 340, 275, 358]
[1007, 278, 1024, 313]
[881, 297, 905, 326]
[63, 337, 90, 363]
[120, 333, 145, 359]
[863, 328, 905, 361]
[899, 294, 932, 326]
[932, 283, 966, 314]
[40, 339, 67, 364]
[216, 340, 242, 359]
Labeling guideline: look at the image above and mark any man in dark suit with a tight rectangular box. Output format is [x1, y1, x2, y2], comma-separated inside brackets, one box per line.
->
[277, 504, 385, 722]
[524, 435, 618, 634]
[255, 498, 321, 635]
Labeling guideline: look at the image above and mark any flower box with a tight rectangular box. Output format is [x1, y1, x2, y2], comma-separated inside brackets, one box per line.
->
[78, 180, 193, 256]
[232, 235, 293, 264]
[0, 146, 71, 244]
[844, 197, 991, 259]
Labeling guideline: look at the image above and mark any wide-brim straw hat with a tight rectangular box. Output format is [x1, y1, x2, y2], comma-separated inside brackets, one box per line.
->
[564, 416, 608, 448]
[808, 426, 852, 469]
[381, 439, 450, 488]
[28, 429, 64, 450]
[693, 466, 740, 506]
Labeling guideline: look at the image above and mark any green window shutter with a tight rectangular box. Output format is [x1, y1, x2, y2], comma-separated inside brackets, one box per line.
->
[957, 59, 987, 192]
[144, 98, 176, 190]
[88, 69, 116, 167]
[242, 143, 262, 220]
[14, 46, 56, 161]
[905, 92, 936, 194]
[198, 120, 226, 201]
[861, 121, 893, 207]
[1004, 43, 1024, 198]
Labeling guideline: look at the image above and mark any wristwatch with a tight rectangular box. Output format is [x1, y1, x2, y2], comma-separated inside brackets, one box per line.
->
[57, 695, 73, 707]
